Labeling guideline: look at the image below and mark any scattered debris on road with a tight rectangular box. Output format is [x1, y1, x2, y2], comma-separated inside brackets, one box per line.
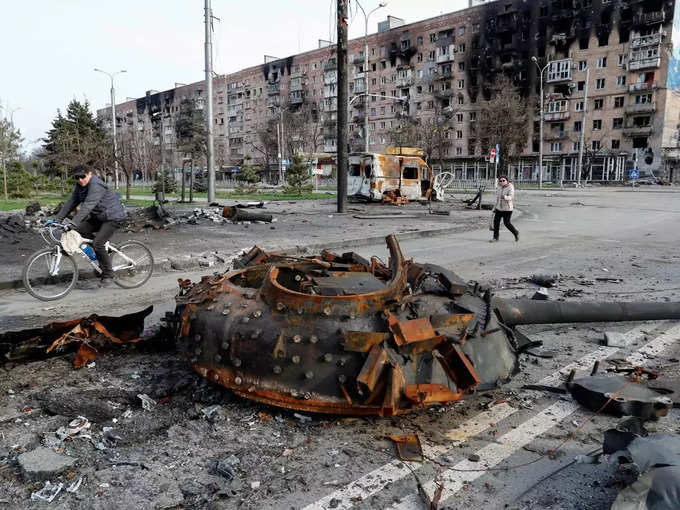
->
[388, 434, 424, 462]
[604, 419, 680, 510]
[222, 206, 273, 223]
[567, 371, 673, 420]
[0, 306, 153, 365]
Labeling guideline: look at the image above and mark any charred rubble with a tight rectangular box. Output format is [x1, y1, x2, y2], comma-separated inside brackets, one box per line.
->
[172, 235, 680, 416]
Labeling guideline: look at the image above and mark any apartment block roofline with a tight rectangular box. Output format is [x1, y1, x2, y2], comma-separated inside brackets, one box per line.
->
[101, 0, 489, 108]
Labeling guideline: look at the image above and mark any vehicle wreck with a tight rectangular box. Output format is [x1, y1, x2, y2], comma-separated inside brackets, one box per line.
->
[347, 149, 437, 204]
[173, 235, 680, 416]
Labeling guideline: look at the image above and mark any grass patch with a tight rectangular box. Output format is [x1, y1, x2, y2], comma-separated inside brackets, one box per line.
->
[216, 191, 335, 201]
[0, 196, 68, 212]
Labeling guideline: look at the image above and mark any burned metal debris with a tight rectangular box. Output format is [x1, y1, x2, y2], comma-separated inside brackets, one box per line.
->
[0, 306, 152, 366]
[567, 373, 673, 421]
[604, 419, 680, 510]
[172, 235, 680, 416]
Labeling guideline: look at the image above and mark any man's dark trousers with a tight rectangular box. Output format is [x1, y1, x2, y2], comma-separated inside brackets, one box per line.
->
[76, 219, 123, 278]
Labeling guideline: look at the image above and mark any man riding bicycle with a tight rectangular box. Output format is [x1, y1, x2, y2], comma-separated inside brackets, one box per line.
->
[50, 165, 126, 288]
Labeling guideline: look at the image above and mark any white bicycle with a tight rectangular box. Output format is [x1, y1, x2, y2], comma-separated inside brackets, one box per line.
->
[22, 222, 154, 301]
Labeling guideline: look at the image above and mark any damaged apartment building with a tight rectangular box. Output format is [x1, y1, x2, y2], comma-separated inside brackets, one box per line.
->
[98, 0, 680, 183]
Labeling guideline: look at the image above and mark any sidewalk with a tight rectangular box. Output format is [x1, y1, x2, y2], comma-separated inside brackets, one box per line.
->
[0, 199, 489, 289]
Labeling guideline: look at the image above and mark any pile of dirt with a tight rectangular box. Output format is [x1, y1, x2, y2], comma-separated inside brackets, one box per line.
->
[0, 203, 58, 244]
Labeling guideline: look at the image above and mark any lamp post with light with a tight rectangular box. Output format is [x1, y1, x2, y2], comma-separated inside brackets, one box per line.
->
[94, 68, 127, 189]
[355, 1, 387, 153]
[531, 57, 549, 189]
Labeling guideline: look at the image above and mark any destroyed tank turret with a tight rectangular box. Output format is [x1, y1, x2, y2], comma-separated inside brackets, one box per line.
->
[173, 235, 680, 416]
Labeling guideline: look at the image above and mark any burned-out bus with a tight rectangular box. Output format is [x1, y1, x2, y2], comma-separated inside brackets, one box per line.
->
[347, 150, 435, 202]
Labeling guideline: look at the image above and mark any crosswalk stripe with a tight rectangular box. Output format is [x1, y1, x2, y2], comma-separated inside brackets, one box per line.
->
[389, 323, 680, 510]
[302, 323, 660, 510]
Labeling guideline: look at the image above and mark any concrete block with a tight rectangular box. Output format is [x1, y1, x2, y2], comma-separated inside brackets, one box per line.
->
[603, 331, 637, 348]
[18, 447, 76, 481]
[169, 257, 200, 271]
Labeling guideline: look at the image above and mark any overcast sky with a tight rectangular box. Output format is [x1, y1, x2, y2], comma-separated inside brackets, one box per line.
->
[2, 0, 469, 152]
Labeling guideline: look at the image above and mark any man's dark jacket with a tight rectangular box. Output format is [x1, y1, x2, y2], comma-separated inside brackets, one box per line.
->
[56, 175, 126, 225]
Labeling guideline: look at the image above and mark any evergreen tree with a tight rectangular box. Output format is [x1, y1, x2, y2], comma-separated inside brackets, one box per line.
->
[175, 99, 207, 159]
[41, 99, 112, 179]
[6, 161, 33, 198]
[284, 153, 313, 196]
[153, 168, 177, 194]
[235, 156, 261, 194]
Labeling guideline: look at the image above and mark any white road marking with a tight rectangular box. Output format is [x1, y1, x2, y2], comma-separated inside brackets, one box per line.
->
[301, 324, 658, 510]
[389, 323, 680, 510]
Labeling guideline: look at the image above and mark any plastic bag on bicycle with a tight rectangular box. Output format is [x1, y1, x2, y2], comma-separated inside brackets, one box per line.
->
[60, 230, 86, 256]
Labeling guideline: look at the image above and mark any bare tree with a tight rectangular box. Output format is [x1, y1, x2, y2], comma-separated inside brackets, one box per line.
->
[476, 75, 528, 177]
[257, 118, 280, 182]
[282, 99, 323, 156]
[387, 102, 453, 170]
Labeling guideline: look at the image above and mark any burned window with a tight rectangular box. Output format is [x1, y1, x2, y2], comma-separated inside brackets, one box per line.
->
[403, 166, 418, 179]
[632, 137, 648, 149]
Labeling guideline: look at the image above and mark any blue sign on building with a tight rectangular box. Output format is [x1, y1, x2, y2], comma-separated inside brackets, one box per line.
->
[629, 169, 639, 179]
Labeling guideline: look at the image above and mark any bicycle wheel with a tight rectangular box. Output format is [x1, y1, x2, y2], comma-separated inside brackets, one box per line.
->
[111, 241, 154, 289]
[22, 247, 79, 301]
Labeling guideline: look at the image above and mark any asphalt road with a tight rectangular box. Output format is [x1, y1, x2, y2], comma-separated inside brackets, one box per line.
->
[1, 188, 679, 510]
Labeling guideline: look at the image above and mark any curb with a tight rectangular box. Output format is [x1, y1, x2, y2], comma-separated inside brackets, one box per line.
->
[1, 210, 515, 291]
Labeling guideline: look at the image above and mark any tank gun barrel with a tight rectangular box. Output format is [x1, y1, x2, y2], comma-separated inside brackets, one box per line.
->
[495, 299, 680, 326]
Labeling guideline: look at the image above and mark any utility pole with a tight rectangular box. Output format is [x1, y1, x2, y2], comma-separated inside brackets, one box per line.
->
[577, 66, 590, 187]
[94, 68, 126, 189]
[204, 0, 216, 203]
[336, 0, 348, 213]
[276, 120, 282, 184]
[280, 111, 285, 184]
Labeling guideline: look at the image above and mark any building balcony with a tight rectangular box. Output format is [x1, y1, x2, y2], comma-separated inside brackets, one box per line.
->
[324, 60, 338, 71]
[396, 76, 414, 87]
[623, 125, 653, 136]
[546, 131, 568, 140]
[436, 52, 454, 64]
[544, 111, 570, 122]
[267, 83, 281, 95]
[625, 102, 656, 114]
[633, 11, 665, 25]
[435, 70, 453, 80]
[628, 57, 661, 70]
[546, 59, 572, 83]
[629, 81, 657, 92]
[290, 94, 304, 105]
[630, 32, 665, 48]
[289, 81, 305, 92]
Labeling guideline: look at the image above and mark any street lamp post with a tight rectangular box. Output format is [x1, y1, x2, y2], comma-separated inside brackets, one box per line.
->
[355, 1, 387, 153]
[94, 68, 127, 189]
[531, 57, 549, 190]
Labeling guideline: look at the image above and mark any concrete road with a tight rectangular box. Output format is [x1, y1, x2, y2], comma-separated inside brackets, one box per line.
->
[1, 188, 679, 510]
[355, 188, 680, 287]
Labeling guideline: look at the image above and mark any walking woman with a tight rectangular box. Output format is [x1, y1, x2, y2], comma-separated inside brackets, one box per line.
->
[491, 175, 519, 242]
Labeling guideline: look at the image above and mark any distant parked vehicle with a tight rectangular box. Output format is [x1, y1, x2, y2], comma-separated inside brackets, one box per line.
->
[347, 147, 436, 203]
